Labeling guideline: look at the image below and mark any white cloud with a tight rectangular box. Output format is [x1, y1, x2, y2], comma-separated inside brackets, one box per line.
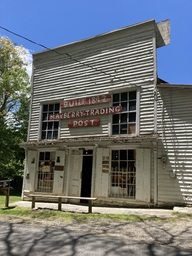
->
[15, 46, 33, 77]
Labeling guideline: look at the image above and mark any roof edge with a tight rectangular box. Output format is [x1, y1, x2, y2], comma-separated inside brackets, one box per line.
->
[157, 83, 192, 89]
[33, 19, 157, 56]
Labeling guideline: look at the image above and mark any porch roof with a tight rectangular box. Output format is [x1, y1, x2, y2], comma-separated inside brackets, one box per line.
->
[20, 134, 158, 150]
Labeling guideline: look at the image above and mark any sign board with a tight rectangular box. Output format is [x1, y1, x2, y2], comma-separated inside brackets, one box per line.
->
[60, 94, 111, 108]
[68, 119, 100, 128]
[48, 93, 122, 129]
[49, 106, 122, 120]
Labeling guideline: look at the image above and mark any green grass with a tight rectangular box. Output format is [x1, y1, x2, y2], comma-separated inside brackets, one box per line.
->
[0, 205, 151, 223]
[0, 194, 192, 224]
[0, 194, 21, 205]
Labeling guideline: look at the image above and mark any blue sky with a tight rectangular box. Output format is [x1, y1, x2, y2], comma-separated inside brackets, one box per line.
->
[0, 0, 191, 84]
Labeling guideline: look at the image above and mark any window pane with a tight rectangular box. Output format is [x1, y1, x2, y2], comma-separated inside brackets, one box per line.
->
[120, 113, 127, 123]
[120, 124, 127, 134]
[113, 94, 119, 103]
[121, 102, 127, 111]
[129, 113, 136, 122]
[39, 152, 44, 160]
[129, 101, 136, 111]
[121, 92, 127, 101]
[120, 161, 127, 169]
[129, 91, 136, 100]
[48, 122, 53, 130]
[54, 103, 60, 111]
[54, 122, 59, 129]
[42, 122, 47, 130]
[43, 113, 48, 121]
[47, 131, 52, 139]
[49, 104, 54, 111]
[128, 150, 135, 160]
[112, 150, 119, 160]
[113, 114, 119, 124]
[128, 124, 136, 134]
[43, 105, 48, 112]
[120, 150, 127, 160]
[53, 131, 58, 139]
[41, 131, 46, 139]
[112, 125, 119, 134]
[45, 152, 50, 161]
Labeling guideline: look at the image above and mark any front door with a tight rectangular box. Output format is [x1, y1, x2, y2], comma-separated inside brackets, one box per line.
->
[80, 150, 93, 200]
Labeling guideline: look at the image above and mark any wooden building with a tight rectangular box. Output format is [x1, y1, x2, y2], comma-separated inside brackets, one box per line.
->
[21, 19, 192, 207]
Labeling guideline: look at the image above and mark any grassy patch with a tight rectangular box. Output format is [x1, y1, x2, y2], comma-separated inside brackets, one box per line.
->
[172, 211, 192, 218]
[0, 204, 167, 224]
[1, 195, 191, 224]
[0, 195, 159, 223]
[0, 194, 21, 206]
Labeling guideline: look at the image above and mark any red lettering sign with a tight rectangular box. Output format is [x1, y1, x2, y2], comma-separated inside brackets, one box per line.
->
[68, 119, 100, 128]
[49, 106, 122, 120]
[60, 94, 111, 109]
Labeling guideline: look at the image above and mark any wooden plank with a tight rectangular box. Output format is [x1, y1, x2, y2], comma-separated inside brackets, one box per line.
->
[58, 197, 62, 211]
[28, 193, 97, 213]
[28, 194, 97, 200]
[32, 196, 36, 209]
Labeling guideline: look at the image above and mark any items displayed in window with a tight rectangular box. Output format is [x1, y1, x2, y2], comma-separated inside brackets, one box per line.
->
[36, 152, 55, 192]
[110, 150, 136, 199]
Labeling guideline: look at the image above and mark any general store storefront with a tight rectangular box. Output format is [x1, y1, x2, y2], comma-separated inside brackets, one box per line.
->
[23, 92, 157, 206]
[24, 137, 156, 206]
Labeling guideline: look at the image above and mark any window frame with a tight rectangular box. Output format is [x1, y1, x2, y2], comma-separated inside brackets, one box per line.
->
[109, 89, 139, 136]
[39, 102, 60, 140]
[110, 149, 136, 199]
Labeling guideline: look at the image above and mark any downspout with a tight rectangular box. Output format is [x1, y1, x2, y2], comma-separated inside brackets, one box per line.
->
[153, 140, 158, 205]
[153, 29, 158, 205]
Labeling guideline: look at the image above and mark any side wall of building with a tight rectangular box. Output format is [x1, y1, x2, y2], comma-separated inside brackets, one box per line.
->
[157, 87, 192, 206]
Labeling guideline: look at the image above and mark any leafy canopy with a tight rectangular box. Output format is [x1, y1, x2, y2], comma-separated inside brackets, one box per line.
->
[0, 37, 31, 180]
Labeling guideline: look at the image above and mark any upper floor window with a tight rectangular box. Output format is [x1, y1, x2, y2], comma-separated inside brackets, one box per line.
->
[41, 103, 59, 140]
[112, 91, 136, 135]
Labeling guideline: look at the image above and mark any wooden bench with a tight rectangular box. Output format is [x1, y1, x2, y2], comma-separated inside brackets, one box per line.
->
[28, 193, 97, 213]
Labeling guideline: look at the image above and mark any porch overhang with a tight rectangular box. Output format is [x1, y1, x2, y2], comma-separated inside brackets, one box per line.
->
[20, 134, 158, 150]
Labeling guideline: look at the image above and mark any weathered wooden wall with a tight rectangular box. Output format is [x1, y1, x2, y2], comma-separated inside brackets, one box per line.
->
[157, 87, 192, 206]
[29, 21, 156, 141]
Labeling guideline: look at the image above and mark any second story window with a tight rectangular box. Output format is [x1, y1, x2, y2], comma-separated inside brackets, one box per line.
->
[112, 91, 136, 135]
[41, 103, 60, 140]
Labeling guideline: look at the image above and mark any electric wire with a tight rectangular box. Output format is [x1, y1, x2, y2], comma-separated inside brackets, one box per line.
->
[0, 25, 138, 86]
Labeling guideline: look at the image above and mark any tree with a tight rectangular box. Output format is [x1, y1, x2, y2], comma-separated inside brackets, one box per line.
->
[0, 37, 30, 180]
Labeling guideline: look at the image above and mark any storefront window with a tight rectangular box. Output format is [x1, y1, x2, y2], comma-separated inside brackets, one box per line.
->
[110, 149, 136, 198]
[112, 91, 136, 135]
[36, 152, 55, 192]
[41, 103, 60, 140]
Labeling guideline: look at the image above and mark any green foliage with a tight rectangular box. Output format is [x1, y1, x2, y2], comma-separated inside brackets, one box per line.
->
[0, 37, 30, 180]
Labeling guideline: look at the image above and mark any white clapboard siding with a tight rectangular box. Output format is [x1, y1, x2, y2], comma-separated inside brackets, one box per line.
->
[157, 87, 192, 205]
[53, 150, 65, 194]
[29, 23, 156, 141]
[136, 148, 151, 202]
[24, 150, 38, 192]
[94, 148, 110, 197]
